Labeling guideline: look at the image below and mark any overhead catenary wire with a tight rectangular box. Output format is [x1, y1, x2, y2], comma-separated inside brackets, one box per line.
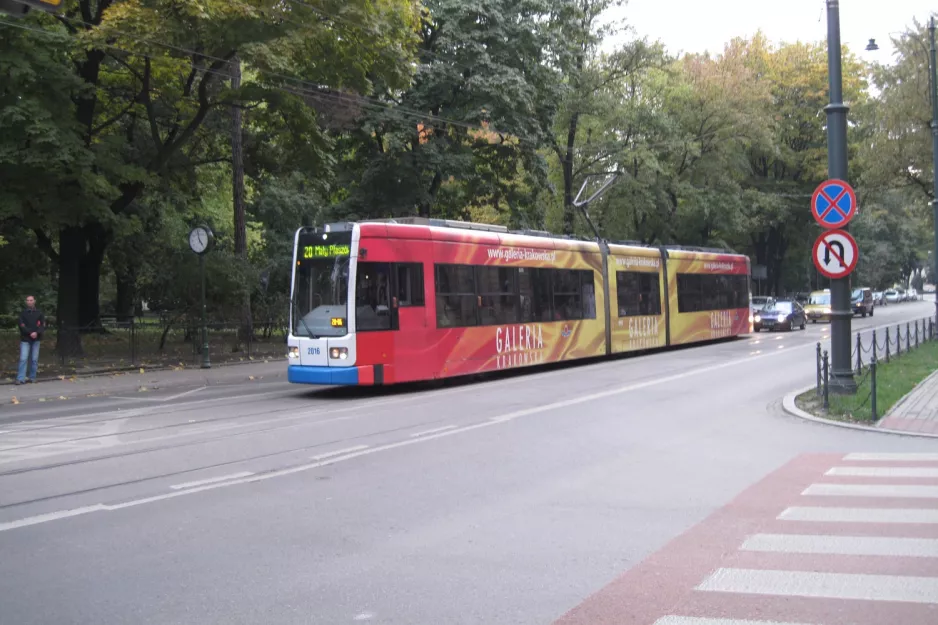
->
[1, 0, 532, 140]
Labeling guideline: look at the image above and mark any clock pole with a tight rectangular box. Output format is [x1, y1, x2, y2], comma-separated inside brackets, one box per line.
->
[200, 252, 211, 369]
[188, 225, 214, 369]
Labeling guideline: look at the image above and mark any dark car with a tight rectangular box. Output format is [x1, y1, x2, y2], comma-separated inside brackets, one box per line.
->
[851, 287, 874, 317]
[753, 299, 806, 332]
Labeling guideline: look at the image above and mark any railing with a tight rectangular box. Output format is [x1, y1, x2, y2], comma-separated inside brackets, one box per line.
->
[1, 318, 288, 377]
[816, 316, 937, 419]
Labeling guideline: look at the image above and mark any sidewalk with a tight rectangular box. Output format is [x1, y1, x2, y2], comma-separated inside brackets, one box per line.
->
[1, 359, 287, 405]
[877, 369, 938, 435]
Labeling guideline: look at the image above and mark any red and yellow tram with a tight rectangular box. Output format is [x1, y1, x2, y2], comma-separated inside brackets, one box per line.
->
[287, 218, 752, 386]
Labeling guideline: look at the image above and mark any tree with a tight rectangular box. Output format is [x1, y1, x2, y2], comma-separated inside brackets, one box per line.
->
[338, 0, 577, 226]
[2, 0, 419, 356]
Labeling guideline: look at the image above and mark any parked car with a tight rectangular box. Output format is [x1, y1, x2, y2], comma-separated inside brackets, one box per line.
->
[751, 296, 774, 311]
[851, 287, 874, 317]
[908, 288, 919, 301]
[872, 291, 887, 306]
[804, 289, 832, 323]
[754, 299, 806, 332]
[885, 289, 901, 304]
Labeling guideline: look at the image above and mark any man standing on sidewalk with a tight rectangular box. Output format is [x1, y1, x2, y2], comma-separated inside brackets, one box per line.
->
[16, 295, 45, 385]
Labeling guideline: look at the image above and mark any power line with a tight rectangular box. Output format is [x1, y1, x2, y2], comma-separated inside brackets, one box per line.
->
[1, 8, 770, 172]
[1, 0, 528, 138]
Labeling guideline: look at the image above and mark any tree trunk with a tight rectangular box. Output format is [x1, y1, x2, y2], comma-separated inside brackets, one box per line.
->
[115, 268, 136, 323]
[55, 227, 84, 359]
[562, 111, 580, 235]
[78, 224, 107, 332]
[231, 55, 252, 345]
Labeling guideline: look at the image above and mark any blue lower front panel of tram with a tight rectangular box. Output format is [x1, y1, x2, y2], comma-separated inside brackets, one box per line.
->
[288, 365, 359, 386]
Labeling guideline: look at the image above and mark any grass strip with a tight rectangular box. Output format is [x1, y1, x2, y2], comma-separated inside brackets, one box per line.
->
[796, 339, 938, 423]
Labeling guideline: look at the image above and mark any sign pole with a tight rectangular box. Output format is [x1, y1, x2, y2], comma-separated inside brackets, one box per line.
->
[824, 0, 855, 393]
[929, 17, 938, 327]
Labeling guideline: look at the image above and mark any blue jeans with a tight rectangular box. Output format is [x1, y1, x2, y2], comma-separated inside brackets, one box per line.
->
[17, 341, 39, 382]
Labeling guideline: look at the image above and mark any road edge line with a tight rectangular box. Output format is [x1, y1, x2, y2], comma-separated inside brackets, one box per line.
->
[781, 384, 938, 439]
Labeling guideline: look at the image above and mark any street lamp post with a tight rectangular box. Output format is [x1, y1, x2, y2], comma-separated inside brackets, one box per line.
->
[825, 0, 856, 393]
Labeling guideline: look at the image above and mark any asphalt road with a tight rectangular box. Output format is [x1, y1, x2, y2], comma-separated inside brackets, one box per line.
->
[0, 300, 936, 625]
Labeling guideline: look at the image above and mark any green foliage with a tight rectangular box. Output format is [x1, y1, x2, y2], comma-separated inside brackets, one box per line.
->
[1, 3, 933, 338]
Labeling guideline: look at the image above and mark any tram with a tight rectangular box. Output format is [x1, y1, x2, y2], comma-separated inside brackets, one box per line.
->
[287, 218, 751, 386]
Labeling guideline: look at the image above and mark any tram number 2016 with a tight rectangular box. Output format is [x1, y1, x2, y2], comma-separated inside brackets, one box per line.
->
[308, 347, 321, 355]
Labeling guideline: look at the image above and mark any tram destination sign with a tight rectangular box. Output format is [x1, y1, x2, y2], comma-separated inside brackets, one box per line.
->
[301, 243, 351, 259]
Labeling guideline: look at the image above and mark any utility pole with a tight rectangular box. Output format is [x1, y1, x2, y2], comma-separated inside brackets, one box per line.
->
[824, 0, 856, 393]
[929, 17, 938, 325]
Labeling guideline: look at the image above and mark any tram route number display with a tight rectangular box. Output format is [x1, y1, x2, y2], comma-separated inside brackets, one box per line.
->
[302, 244, 351, 259]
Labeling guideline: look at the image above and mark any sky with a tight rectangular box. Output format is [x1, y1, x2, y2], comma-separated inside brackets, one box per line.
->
[605, 0, 937, 64]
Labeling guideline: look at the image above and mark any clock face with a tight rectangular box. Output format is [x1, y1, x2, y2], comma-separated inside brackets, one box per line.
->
[189, 227, 209, 254]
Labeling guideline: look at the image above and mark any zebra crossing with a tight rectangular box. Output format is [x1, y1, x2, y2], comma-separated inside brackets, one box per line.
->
[556, 452, 938, 625]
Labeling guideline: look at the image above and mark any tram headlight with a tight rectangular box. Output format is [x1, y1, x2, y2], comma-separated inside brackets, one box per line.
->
[330, 347, 349, 360]
[288, 346, 299, 359]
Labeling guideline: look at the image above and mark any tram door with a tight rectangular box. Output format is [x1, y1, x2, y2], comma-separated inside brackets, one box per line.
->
[354, 260, 430, 383]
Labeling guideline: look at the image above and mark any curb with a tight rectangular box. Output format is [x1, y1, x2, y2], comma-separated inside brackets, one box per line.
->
[0, 357, 283, 388]
[886, 368, 938, 419]
[781, 384, 938, 439]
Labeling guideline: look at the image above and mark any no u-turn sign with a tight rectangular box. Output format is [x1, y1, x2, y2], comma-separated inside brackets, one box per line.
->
[812, 229, 858, 279]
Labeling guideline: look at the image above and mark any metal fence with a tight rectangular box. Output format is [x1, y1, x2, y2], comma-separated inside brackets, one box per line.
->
[815, 316, 937, 420]
[0, 318, 288, 378]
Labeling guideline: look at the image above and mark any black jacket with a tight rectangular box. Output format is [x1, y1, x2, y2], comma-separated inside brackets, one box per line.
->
[18, 308, 46, 342]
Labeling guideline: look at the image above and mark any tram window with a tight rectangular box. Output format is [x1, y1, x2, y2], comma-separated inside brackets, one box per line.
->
[395, 263, 425, 307]
[677, 272, 748, 313]
[356, 262, 393, 331]
[435, 264, 478, 327]
[519, 267, 552, 322]
[477, 266, 519, 325]
[616, 271, 661, 316]
[551, 269, 582, 320]
[677, 274, 702, 313]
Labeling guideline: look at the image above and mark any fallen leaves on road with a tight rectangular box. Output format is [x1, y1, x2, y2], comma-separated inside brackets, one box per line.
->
[138, 386, 149, 392]
[248, 375, 255, 380]
[139, 368, 145, 374]
[10, 397, 18, 404]
[58, 396, 68, 400]
[38, 397, 46, 402]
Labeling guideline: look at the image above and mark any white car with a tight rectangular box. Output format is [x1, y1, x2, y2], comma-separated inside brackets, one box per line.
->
[885, 289, 901, 304]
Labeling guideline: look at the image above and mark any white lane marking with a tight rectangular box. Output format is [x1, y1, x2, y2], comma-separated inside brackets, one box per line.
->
[0, 348, 853, 532]
[311, 445, 369, 461]
[111, 386, 208, 403]
[844, 452, 938, 462]
[654, 618, 815, 625]
[827, 466, 938, 477]
[740, 533, 938, 557]
[0, 505, 108, 531]
[169, 471, 255, 490]
[779, 506, 938, 524]
[803, 483, 938, 498]
[409, 425, 456, 437]
[696, 568, 938, 604]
